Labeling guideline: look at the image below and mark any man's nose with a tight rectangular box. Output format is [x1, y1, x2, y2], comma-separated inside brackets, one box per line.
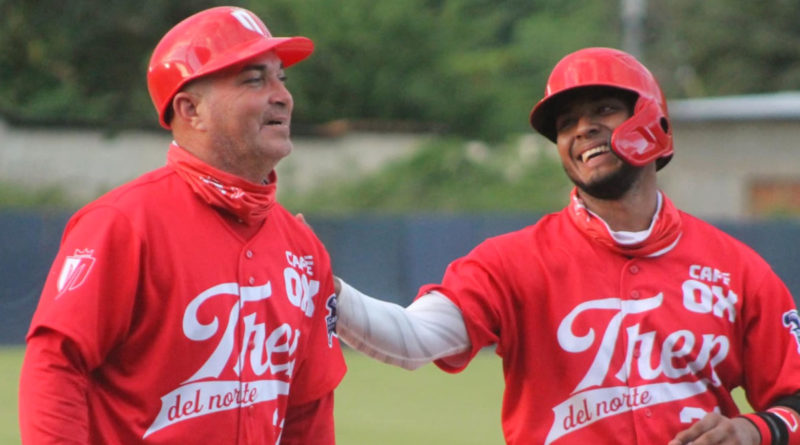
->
[270, 81, 293, 108]
[575, 115, 599, 138]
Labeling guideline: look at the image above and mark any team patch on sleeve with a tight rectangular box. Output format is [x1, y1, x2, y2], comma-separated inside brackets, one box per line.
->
[783, 309, 800, 353]
[56, 249, 96, 299]
[325, 293, 338, 348]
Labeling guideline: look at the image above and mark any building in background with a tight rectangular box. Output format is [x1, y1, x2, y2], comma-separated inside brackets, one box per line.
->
[2, 92, 800, 220]
[662, 91, 800, 220]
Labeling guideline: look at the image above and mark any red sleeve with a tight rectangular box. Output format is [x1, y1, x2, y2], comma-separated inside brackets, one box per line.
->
[27, 206, 140, 369]
[279, 391, 335, 445]
[19, 329, 90, 444]
[421, 241, 509, 373]
[741, 267, 800, 410]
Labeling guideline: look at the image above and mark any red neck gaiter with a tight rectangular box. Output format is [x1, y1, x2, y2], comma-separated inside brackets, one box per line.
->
[167, 143, 276, 226]
[567, 187, 682, 258]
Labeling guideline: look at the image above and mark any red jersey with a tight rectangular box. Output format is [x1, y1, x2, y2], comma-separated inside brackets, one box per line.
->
[23, 164, 346, 444]
[423, 202, 800, 444]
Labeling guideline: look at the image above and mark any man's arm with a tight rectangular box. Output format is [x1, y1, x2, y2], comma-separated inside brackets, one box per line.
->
[336, 278, 471, 370]
[19, 328, 90, 444]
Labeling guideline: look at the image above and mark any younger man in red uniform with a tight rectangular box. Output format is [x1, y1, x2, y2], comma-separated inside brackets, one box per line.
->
[334, 48, 800, 445]
[19, 7, 345, 444]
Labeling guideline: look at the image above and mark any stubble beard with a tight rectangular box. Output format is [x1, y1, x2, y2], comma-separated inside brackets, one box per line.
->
[209, 128, 291, 183]
[566, 161, 643, 200]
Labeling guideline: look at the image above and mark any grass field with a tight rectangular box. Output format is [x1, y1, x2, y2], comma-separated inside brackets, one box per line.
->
[0, 346, 24, 445]
[0, 346, 505, 444]
[336, 349, 505, 444]
[1, 346, 751, 444]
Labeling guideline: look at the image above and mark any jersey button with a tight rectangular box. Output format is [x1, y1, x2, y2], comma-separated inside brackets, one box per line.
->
[629, 265, 640, 274]
[630, 290, 640, 299]
[246, 250, 254, 259]
[248, 276, 256, 285]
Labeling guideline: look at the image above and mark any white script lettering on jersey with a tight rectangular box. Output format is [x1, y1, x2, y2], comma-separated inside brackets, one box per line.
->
[146, 252, 323, 438]
[548, 266, 739, 444]
[557, 294, 730, 393]
[182, 282, 299, 382]
[146, 281, 300, 437]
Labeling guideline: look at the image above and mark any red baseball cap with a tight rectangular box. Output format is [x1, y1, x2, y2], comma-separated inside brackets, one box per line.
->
[147, 6, 313, 129]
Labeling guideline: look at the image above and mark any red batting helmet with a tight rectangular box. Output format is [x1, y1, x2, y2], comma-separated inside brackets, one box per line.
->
[529, 47, 673, 170]
[147, 6, 314, 129]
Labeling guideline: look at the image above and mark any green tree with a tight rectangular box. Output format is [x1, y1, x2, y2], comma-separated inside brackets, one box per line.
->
[0, 0, 617, 139]
[647, 0, 800, 98]
[4, 0, 798, 140]
[281, 136, 571, 214]
[0, 0, 226, 128]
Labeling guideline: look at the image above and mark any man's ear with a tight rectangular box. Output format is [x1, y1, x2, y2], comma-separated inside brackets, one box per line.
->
[172, 91, 206, 130]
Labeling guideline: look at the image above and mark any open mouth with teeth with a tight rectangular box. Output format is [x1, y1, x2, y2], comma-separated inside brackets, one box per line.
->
[579, 144, 611, 163]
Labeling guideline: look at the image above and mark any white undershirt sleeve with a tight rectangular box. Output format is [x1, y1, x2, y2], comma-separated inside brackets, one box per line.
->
[336, 278, 471, 370]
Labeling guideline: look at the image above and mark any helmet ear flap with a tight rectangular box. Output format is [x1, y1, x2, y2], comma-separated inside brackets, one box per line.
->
[530, 47, 674, 169]
[611, 98, 673, 168]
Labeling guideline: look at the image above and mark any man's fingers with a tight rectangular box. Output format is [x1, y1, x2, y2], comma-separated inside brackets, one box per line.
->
[671, 412, 722, 445]
[295, 212, 310, 227]
[333, 276, 342, 295]
[670, 413, 760, 445]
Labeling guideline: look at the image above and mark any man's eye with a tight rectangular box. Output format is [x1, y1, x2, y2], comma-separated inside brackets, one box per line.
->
[599, 103, 623, 114]
[556, 117, 574, 132]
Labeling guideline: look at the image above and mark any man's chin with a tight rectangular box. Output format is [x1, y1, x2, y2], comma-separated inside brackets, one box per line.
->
[262, 140, 293, 159]
[571, 163, 642, 200]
